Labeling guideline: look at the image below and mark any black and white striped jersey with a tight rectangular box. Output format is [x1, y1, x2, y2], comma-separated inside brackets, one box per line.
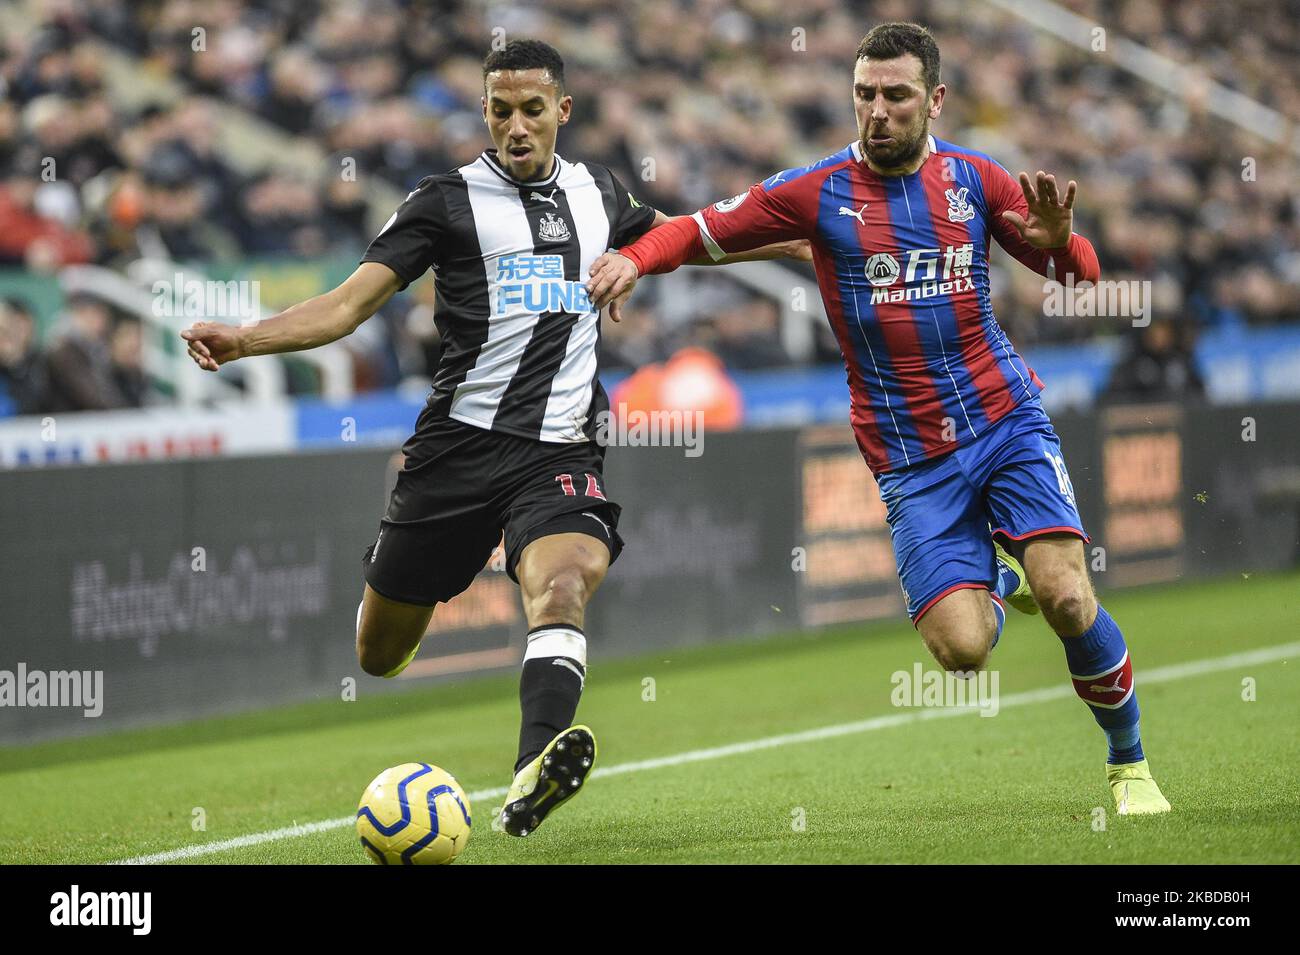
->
[362, 149, 657, 443]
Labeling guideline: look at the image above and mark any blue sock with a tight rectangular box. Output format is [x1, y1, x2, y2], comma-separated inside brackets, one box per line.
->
[993, 560, 1020, 602]
[991, 555, 1018, 650]
[1060, 605, 1143, 764]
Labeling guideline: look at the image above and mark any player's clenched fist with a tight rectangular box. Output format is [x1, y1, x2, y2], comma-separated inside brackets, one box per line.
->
[586, 252, 640, 318]
[181, 321, 244, 371]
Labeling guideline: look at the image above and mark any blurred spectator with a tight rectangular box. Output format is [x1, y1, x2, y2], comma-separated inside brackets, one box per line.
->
[1102, 320, 1206, 404]
[392, 277, 442, 380]
[258, 48, 330, 135]
[0, 297, 45, 416]
[600, 301, 669, 374]
[166, 99, 246, 238]
[612, 347, 744, 431]
[320, 170, 371, 253]
[41, 294, 129, 412]
[235, 171, 326, 257]
[0, 153, 95, 270]
[705, 298, 792, 371]
[133, 146, 240, 262]
[108, 317, 147, 408]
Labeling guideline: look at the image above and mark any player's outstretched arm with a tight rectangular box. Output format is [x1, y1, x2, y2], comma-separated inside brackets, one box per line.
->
[688, 237, 811, 265]
[586, 239, 811, 322]
[639, 211, 810, 266]
[586, 210, 700, 315]
[589, 173, 814, 317]
[181, 262, 403, 371]
[994, 168, 1099, 283]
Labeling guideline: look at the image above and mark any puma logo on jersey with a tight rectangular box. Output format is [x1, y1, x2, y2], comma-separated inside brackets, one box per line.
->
[529, 190, 558, 207]
[838, 202, 868, 225]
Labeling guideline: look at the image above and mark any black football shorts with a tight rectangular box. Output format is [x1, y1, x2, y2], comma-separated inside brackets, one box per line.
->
[362, 406, 624, 606]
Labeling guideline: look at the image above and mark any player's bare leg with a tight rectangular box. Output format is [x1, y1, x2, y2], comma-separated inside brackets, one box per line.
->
[355, 583, 435, 678]
[1016, 533, 1171, 814]
[499, 532, 609, 836]
[916, 587, 1003, 674]
[517, 532, 608, 632]
[1013, 535, 1095, 637]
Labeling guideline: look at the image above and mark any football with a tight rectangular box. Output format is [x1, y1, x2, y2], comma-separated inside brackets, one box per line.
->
[355, 763, 472, 865]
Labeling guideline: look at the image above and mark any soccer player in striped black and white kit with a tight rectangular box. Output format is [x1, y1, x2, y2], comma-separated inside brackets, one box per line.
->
[181, 40, 808, 839]
[588, 22, 1171, 816]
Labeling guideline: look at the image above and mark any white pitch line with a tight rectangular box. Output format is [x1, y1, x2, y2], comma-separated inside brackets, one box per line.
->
[115, 641, 1299, 864]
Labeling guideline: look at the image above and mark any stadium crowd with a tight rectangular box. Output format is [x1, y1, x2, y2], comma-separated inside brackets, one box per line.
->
[1, 0, 1296, 413]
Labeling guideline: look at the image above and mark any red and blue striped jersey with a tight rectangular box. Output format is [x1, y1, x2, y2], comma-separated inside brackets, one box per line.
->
[682, 136, 1099, 473]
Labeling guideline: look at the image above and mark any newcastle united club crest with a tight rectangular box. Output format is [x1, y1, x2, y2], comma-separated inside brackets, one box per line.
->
[538, 211, 571, 242]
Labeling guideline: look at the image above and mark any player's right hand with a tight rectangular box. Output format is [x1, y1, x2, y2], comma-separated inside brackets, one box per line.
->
[181, 321, 244, 371]
[586, 252, 640, 317]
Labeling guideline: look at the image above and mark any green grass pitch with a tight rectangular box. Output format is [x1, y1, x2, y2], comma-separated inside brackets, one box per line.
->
[2, 572, 1297, 864]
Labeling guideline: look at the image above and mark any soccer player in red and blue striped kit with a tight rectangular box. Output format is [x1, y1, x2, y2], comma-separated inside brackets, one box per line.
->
[588, 21, 1170, 814]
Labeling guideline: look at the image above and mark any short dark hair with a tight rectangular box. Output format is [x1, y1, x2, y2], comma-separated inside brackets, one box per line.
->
[856, 22, 941, 92]
[482, 39, 565, 94]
